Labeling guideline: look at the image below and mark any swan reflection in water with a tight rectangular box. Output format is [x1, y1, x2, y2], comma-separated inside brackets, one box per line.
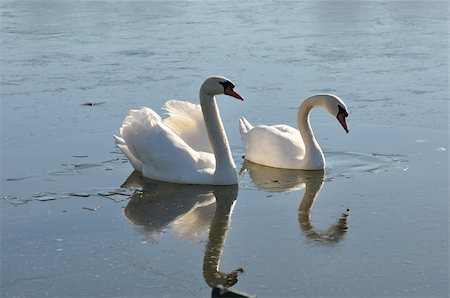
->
[122, 171, 244, 289]
[241, 160, 349, 244]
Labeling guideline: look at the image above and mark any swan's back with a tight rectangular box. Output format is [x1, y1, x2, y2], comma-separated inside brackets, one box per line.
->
[242, 123, 306, 169]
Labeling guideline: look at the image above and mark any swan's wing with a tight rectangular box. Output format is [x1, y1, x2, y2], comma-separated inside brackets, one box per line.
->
[243, 124, 305, 168]
[119, 107, 215, 184]
[162, 100, 213, 153]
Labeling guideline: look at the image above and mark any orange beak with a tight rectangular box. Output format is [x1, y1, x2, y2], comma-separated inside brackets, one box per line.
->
[224, 86, 244, 101]
[337, 112, 349, 133]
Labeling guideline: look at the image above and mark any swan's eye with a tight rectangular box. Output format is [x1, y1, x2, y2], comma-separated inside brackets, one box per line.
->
[219, 81, 235, 92]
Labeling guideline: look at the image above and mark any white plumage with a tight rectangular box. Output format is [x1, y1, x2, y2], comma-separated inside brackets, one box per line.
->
[162, 100, 212, 153]
[240, 94, 349, 170]
[114, 76, 243, 185]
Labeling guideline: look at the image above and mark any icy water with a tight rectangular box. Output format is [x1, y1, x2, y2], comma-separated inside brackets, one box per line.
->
[1, 1, 449, 297]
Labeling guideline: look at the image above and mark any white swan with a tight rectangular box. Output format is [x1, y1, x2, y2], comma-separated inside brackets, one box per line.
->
[114, 76, 243, 185]
[239, 94, 348, 170]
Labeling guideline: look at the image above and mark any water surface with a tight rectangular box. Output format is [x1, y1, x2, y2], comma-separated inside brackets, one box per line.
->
[1, 1, 448, 297]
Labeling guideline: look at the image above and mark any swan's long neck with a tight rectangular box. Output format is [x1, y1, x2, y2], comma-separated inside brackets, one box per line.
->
[297, 96, 326, 169]
[200, 90, 237, 184]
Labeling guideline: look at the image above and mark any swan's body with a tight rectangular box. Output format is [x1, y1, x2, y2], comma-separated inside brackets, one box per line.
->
[239, 94, 348, 170]
[114, 76, 243, 185]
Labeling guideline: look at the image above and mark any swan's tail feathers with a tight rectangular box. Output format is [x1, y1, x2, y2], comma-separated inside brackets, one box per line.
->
[239, 117, 253, 137]
[114, 107, 161, 173]
[113, 135, 125, 146]
[113, 135, 143, 172]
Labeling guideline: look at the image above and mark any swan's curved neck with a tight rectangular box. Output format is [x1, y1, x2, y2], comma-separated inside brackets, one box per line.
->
[200, 90, 237, 184]
[297, 95, 326, 169]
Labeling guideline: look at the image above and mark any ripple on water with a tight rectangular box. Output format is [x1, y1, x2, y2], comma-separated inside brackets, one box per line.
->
[240, 150, 408, 193]
[325, 151, 408, 179]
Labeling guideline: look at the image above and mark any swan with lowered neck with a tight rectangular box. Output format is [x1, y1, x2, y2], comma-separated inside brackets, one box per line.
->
[239, 94, 348, 170]
[114, 76, 243, 185]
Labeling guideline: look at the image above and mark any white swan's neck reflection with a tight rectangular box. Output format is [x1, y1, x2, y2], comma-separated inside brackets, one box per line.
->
[297, 174, 349, 244]
[202, 185, 244, 288]
[122, 171, 243, 288]
[242, 160, 349, 245]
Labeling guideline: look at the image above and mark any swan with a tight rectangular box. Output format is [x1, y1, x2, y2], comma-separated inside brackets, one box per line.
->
[239, 94, 349, 170]
[114, 76, 243, 185]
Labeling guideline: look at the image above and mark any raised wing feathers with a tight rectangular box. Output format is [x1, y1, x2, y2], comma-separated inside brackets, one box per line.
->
[163, 100, 212, 153]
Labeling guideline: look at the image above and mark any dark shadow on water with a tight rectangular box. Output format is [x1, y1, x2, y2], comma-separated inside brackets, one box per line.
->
[241, 160, 349, 245]
[121, 172, 247, 293]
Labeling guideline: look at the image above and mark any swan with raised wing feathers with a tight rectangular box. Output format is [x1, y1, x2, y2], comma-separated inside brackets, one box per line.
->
[114, 76, 243, 185]
[239, 94, 348, 170]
